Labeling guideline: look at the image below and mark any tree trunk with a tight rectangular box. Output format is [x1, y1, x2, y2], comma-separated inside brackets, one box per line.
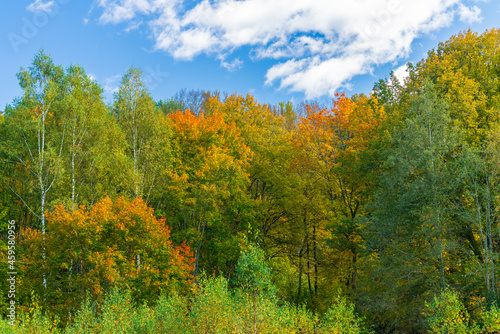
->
[194, 220, 207, 278]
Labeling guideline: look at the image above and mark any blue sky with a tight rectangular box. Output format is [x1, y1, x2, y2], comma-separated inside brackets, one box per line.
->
[1, 0, 499, 110]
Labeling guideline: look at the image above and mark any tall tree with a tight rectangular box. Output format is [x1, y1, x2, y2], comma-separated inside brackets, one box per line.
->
[453, 126, 500, 303]
[1, 50, 65, 233]
[166, 109, 253, 278]
[293, 93, 385, 298]
[416, 29, 500, 145]
[113, 67, 171, 201]
[203, 93, 304, 293]
[173, 88, 206, 116]
[363, 80, 461, 331]
[58, 64, 130, 209]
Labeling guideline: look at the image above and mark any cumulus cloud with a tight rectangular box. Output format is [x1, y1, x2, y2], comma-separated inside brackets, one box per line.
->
[27, 0, 55, 13]
[219, 57, 244, 72]
[457, 4, 482, 24]
[97, 0, 158, 24]
[392, 63, 409, 86]
[95, 0, 474, 98]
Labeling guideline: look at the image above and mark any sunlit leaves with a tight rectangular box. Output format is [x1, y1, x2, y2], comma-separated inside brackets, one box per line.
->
[19, 197, 194, 318]
[113, 67, 171, 200]
[166, 109, 252, 276]
[417, 29, 500, 145]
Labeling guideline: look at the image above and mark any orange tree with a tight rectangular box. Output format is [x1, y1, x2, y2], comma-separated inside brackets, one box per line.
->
[18, 196, 194, 319]
[292, 93, 385, 300]
[165, 109, 253, 278]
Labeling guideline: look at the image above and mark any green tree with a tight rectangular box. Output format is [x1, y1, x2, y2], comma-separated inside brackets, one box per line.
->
[232, 242, 276, 299]
[57, 64, 131, 209]
[113, 67, 171, 201]
[453, 126, 500, 303]
[363, 80, 461, 331]
[1, 50, 65, 233]
[156, 98, 185, 115]
[0, 51, 67, 295]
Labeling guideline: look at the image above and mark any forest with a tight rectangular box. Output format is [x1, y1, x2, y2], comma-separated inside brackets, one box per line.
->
[0, 28, 499, 333]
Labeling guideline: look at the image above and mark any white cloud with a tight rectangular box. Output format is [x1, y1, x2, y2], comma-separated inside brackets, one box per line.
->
[95, 0, 476, 98]
[124, 20, 144, 32]
[97, 0, 158, 24]
[267, 55, 369, 97]
[392, 63, 409, 86]
[457, 4, 482, 24]
[219, 57, 243, 72]
[27, 0, 55, 13]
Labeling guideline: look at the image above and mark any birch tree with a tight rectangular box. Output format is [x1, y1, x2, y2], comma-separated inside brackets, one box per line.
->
[58, 64, 130, 208]
[2, 50, 65, 234]
[113, 67, 171, 201]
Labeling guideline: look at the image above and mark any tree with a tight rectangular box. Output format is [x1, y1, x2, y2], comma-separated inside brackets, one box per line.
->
[57, 64, 131, 209]
[1, 50, 65, 233]
[19, 196, 194, 318]
[363, 80, 461, 331]
[232, 242, 277, 299]
[113, 67, 171, 201]
[0, 51, 68, 294]
[293, 93, 385, 300]
[166, 109, 253, 278]
[453, 126, 500, 303]
[203, 93, 304, 293]
[157, 98, 185, 115]
[173, 88, 206, 116]
[416, 29, 500, 145]
[424, 290, 471, 334]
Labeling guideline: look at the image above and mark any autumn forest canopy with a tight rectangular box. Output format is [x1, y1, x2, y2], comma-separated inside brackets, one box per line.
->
[1, 28, 500, 333]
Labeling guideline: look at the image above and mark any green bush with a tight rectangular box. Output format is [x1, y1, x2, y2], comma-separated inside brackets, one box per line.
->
[65, 297, 98, 334]
[319, 298, 363, 334]
[424, 290, 472, 334]
[3, 243, 371, 333]
[478, 302, 500, 334]
[97, 289, 134, 334]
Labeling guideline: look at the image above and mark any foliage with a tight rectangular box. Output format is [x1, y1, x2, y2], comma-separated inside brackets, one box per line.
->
[166, 108, 253, 277]
[416, 29, 500, 145]
[424, 290, 472, 334]
[1, 252, 368, 334]
[113, 67, 171, 200]
[2, 28, 500, 333]
[478, 303, 500, 333]
[320, 298, 365, 334]
[17, 196, 194, 320]
[232, 242, 277, 299]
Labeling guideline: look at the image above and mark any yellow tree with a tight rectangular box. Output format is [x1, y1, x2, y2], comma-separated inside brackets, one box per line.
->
[203, 93, 307, 300]
[203, 93, 293, 209]
[294, 93, 385, 296]
[416, 28, 500, 145]
[166, 109, 252, 277]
